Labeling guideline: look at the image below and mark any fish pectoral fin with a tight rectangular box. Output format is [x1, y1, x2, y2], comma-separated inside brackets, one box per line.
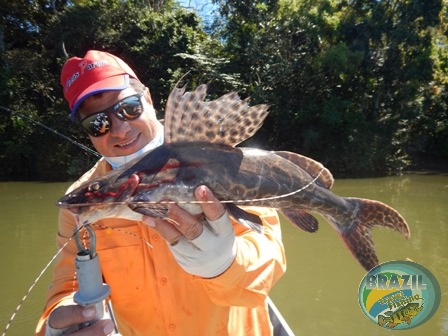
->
[279, 209, 319, 233]
[128, 203, 168, 218]
[226, 203, 264, 234]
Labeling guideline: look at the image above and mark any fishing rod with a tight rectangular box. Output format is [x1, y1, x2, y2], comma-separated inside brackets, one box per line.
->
[1, 103, 128, 334]
[0, 105, 101, 158]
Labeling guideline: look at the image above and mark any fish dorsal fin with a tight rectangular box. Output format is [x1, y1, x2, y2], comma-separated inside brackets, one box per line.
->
[274, 151, 334, 189]
[163, 84, 269, 146]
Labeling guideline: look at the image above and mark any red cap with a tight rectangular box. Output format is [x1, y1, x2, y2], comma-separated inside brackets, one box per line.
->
[60, 50, 140, 120]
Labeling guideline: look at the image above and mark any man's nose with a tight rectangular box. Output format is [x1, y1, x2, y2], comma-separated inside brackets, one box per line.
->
[109, 114, 132, 137]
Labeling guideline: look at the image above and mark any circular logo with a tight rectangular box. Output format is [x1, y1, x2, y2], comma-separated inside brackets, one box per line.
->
[358, 260, 441, 330]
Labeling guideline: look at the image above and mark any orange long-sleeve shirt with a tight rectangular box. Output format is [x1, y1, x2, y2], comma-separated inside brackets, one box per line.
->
[36, 158, 286, 336]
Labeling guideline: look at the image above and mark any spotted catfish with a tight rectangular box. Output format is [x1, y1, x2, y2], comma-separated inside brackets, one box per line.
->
[57, 84, 410, 271]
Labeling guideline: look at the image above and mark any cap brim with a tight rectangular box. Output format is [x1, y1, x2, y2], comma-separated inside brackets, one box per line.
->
[71, 74, 130, 120]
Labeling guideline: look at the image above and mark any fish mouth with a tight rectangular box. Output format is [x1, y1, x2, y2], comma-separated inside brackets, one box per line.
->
[55, 173, 140, 212]
[55, 192, 91, 212]
[55, 195, 94, 212]
[55, 201, 82, 215]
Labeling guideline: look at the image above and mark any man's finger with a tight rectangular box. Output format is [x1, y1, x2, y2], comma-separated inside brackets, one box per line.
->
[69, 320, 115, 336]
[143, 216, 182, 244]
[48, 305, 96, 329]
[166, 204, 204, 240]
[195, 186, 225, 221]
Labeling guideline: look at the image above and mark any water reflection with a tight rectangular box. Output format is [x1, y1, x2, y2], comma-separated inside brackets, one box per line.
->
[0, 176, 447, 335]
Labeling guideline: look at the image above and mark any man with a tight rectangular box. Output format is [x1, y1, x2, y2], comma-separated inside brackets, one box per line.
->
[36, 50, 286, 335]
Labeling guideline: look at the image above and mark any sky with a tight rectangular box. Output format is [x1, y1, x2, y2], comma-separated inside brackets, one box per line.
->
[176, 0, 218, 25]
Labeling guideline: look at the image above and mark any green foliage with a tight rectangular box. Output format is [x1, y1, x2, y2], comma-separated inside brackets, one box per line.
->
[0, 0, 215, 180]
[213, 0, 448, 176]
[1, 0, 447, 180]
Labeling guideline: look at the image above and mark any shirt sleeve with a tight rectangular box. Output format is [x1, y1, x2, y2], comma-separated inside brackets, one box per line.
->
[193, 207, 286, 307]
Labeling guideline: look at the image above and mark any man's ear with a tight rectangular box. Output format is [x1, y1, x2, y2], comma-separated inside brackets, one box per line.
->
[144, 87, 153, 105]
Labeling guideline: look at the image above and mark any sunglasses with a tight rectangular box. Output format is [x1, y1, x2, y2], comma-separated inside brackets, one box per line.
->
[79, 92, 144, 137]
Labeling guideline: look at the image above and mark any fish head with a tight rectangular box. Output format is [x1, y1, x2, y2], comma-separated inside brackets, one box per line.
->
[56, 143, 207, 225]
[56, 173, 142, 226]
[405, 303, 424, 316]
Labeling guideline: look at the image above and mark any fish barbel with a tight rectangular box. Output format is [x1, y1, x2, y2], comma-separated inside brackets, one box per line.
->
[57, 84, 410, 271]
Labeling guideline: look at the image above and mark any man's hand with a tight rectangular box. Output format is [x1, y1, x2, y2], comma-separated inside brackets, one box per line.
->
[143, 185, 236, 278]
[46, 304, 115, 336]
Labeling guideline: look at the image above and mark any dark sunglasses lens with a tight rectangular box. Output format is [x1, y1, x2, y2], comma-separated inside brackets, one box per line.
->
[114, 96, 143, 120]
[81, 112, 110, 137]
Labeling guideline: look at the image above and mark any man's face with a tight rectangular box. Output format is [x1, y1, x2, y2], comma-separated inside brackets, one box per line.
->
[77, 87, 159, 157]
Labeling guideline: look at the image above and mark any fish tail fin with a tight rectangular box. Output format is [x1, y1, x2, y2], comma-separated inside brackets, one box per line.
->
[328, 198, 410, 271]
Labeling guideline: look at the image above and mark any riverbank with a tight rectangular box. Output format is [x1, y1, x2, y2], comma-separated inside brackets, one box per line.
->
[407, 152, 448, 174]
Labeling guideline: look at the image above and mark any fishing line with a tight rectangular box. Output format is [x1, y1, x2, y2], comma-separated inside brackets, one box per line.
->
[3, 102, 322, 333]
[63, 167, 326, 208]
[0, 222, 153, 335]
[2, 107, 324, 207]
[0, 106, 101, 158]
[92, 223, 153, 248]
[1, 226, 83, 336]
[0, 107, 100, 334]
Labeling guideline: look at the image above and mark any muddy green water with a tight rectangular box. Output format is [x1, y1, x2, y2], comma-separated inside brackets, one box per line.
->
[0, 174, 447, 335]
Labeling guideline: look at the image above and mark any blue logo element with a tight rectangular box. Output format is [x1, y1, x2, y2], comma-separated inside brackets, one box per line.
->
[358, 260, 441, 329]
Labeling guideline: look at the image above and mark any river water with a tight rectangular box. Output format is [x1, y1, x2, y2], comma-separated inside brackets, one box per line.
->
[0, 174, 447, 335]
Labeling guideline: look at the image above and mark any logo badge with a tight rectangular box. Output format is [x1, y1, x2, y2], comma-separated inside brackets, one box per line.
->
[358, 260, 440, 329]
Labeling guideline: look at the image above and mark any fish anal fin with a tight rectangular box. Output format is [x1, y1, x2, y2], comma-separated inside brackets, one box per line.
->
[279, 209, 319, 233]
[274, 151, 334, 189]
[227, 203, 264, 234]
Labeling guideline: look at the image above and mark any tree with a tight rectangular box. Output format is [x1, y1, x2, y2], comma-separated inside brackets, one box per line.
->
[0, 0, 214, 180]
[212, 0, 447, 176]
[1, 0, 447, 180]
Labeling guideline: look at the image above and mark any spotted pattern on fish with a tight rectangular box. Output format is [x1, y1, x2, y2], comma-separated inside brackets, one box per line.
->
[274, 151, 334, 189]
[164, 84, 269, 146]
[341, 198, 410, 270]
[57, 85, 411, 272]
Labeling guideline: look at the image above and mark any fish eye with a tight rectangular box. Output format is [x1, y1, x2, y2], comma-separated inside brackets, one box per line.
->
[89, 182, 102, 192]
